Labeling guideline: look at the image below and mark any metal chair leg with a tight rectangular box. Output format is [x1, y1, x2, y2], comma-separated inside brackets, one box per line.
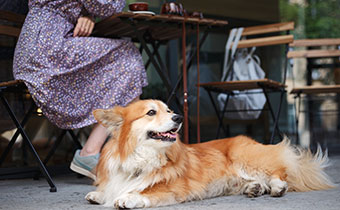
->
[0, 93, 57, 192]
[33, 130, 67, 180]
[293, 94, 301, 145]
[67, 130, 82, 149]
[206, 90, 229, 138]
[262, 88, 284, 143]
[0, 101, 35, 166]
[270, 90, 285, 143]
[216, 94, 230, 138]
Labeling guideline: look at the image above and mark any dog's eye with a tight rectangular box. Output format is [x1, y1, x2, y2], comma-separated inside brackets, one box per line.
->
[146, 110, 156, 116]
[167, 109, 171, 113]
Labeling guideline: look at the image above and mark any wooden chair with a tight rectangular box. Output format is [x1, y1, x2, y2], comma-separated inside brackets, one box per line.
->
[0, 10, 82, 192]
[198, 22, 294, 143]
[288, 38, 340, 144]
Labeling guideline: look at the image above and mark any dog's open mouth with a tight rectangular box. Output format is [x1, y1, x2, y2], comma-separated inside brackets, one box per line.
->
[147, 128, 179, 142]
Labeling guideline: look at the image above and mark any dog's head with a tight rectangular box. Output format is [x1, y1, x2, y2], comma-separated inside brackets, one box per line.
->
[93, 100, 182, 159]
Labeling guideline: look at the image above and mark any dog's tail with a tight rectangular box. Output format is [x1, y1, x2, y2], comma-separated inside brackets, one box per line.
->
[279, 138, 336, 192]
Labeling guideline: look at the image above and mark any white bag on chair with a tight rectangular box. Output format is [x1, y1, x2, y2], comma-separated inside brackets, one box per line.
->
[217, 28, 266, 120]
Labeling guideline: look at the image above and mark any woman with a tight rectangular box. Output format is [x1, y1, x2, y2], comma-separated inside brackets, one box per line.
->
[13, 0, 148, 180]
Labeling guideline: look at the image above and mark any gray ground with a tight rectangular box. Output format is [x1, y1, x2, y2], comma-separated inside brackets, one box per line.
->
[1, 156, 340, 210]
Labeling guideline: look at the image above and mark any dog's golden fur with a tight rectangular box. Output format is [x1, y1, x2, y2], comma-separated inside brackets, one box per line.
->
[86, 99, 335, 208]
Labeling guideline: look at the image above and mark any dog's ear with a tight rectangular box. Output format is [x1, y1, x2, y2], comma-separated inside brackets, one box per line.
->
[93, 107, 124, 131]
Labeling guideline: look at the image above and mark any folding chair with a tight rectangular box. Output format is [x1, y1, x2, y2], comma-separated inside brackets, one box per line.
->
[198, 22, 294, 143]
[288, 38, 340, 145]
[0, 10, 82, 192]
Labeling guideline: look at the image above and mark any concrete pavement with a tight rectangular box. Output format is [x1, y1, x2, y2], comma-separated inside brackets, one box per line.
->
[1, 156, 339, 210]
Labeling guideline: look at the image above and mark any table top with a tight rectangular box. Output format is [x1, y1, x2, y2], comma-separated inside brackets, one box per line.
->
[93, 12, 228, 42]
[291, 85, 340, 94]
[199, 79, 286, 92]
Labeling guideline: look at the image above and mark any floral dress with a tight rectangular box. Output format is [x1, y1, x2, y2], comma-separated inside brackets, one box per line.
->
[13, 0, 148, 129]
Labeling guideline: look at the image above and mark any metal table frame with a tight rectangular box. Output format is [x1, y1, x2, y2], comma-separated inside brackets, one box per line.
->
[93, 12, 228, 143]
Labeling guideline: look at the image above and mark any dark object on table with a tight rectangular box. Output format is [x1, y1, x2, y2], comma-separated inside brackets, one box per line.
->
[189, 11, 204, 19]
[160, 2, 203, 18]
[161, 2, 184, 16]
[129, 2, 149, 11]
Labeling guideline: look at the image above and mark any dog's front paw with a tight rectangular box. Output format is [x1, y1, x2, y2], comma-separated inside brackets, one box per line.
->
[114, 193, 150, 209]
[269, 178, 288, 197]
[85, 191, 103, 204]
[244, 182, 266, 198]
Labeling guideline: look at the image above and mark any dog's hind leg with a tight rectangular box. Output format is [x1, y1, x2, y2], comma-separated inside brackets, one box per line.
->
[269, 177, 288, 197]
[237, 169, 268, 198]
[243, 181, 267, 198]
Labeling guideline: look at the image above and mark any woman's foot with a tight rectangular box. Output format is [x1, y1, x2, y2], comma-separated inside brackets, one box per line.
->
[70, 149, 99, 181]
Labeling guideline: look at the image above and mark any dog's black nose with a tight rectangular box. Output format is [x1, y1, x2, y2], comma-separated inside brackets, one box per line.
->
[172, 114, 183, 124]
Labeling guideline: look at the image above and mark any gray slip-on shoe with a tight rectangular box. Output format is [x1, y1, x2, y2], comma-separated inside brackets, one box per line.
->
[70, 149, 99, 181]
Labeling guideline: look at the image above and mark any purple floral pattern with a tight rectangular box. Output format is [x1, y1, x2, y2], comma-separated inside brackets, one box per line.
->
[13, 0, 148, 129]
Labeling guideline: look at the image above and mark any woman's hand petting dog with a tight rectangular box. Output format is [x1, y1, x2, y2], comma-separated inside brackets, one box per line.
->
[73, 16, 95, 37]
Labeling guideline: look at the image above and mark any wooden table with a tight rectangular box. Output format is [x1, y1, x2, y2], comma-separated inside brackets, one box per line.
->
[93, 12, 228, 143]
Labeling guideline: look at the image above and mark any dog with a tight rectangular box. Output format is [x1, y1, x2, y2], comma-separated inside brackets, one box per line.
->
[85, 99, 335, 208]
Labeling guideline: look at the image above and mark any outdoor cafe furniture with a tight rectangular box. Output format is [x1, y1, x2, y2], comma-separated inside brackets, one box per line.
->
[198, 22, 294, 144]
[288, 38, 340, 145]
[92, 11, 229, 143]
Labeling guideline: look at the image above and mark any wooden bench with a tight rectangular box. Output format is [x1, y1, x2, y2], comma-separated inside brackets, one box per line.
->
[290, 85, 340, 95]
[198, 22, 294, 143]
[0, 9, 24, 85]
[288, 38, 340, 145]
[288, 38, 340, 95]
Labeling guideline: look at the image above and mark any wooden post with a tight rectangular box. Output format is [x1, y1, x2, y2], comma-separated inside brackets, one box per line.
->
[182, 21, 189, 144]
[196, 23, 200, 143]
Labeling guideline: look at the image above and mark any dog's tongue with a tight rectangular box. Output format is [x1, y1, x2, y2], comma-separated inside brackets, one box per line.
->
[159, 131, 176, 139]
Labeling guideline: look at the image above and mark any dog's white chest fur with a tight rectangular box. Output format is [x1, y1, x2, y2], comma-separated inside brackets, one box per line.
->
[121, 145, 167, 174]
[101, 145, 166, 207]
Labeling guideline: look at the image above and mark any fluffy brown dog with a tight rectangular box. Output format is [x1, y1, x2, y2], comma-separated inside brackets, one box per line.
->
[85, 99, 335, 208]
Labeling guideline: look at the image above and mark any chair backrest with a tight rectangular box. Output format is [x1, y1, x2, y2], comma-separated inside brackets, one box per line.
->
[235, 22, 295, 49]
[287, 38, 340, 59]
[234, 22, 295, 85]
[0, 10, 25, 38]
[0, 10, 25, 82]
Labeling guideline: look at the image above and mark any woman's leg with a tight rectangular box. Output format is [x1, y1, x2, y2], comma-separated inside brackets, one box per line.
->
[79, 123, 107, 156]
[79, 96, 140, 157]
[70, 97, 140, 179]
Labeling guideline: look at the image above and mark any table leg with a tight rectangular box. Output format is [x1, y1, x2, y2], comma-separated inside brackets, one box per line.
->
[182, 21, 189, 143]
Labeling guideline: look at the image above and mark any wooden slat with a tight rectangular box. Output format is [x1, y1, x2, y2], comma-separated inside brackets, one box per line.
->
[93, 18, 121, 34]
[0, 25, 21, 37]
[236, 34, 293, 49]
[287, 49, 340, 58]
[242, 22, 294, 36]
[199, 79, 285, 91]
[215, 20, 229, 26]
[0, 10, 25, 25]
[290, 85, 340, 94]
[0, 80, 24, 88]
[154, 14, 173, 22]
[130, 13, 155, 20]
[119, 25, 149, 37]
[290, 38, 340, 47]
[112, 11, 134, 18]
[152, 26, 181, 39]
[103, 23, 132, 36]
[156, 31, 182, 41]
